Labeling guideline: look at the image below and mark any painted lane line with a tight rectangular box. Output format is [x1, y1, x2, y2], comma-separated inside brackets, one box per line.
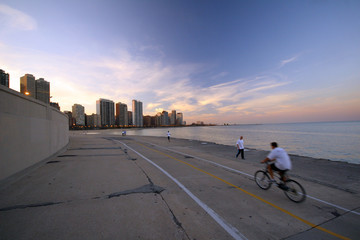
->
[115, 140, 248, 240]
[136, 142, 351, 240]
[149, 143, 360, 216]
[151, 144, 253, 177]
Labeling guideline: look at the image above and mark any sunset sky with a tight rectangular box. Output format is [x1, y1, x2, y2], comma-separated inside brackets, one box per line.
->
[1, 0, 359, 124]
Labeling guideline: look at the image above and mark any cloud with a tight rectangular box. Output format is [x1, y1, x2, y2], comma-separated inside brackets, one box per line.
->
[279, 55, 298, 68]
[0, 4, 37, 31]
[3, 41, 355, 124]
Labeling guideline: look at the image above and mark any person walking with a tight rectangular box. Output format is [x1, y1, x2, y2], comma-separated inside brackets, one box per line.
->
[236, 136, 245, 159]
[167, 131, 171, 142]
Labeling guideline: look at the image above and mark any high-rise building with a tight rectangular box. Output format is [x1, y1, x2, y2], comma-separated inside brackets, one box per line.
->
[72, 104, 85, 126]
[115, 102, 128, 126]
[20, 74, 36, 98]
[127, 111, 133, 126]
[86, 114, 101, 127]
[96, 98, 115, 126]
[170, 110, 176, 125]
[155, 112, 162, 127]
[161, 111, 169, 126]
[132, 100, 143, 127]
[64, 111, 75, 127]
[143, 115, 151, 127]
[35, 78, 50, 104]
[0, 69, 9, 87]
[176, 112, 184, 125]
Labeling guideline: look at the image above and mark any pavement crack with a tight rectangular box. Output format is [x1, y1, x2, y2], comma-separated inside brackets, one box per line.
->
[158, 194, 191, 240]
[133, 160, 190, 239]
[108, 184, 165, 198]
[0, 201, 63, 212]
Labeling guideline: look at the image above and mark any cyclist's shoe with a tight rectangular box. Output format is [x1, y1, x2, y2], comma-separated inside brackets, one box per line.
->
[278, 183, 289, 191]
[268, 179, 276, 183]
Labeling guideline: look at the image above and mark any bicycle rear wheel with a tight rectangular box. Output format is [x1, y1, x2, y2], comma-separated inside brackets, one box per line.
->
[283, 179, 306, 203]
[254, 170, 272, 190]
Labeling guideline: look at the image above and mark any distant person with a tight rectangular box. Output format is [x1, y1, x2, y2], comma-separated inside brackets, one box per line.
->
[261, 142, 292, 182]
[167, 131, 171, 142]
[236, 136, 245, 159]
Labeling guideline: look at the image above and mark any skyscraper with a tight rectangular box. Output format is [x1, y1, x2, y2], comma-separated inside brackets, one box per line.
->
[86, 114, 101, 127]
[96, 98, 115, 126]
[115, 102, 128, 126]
[0, 69, 9, 87]
[176, 112, 184, 125]
[170, 110, 176, 125]
[127, 111, 133, 126]
[72, 104, 85, 126]
[132, 100, 143, 127]
[161, 111, 169, 126]
[35, 78, 50, 104]
[20, 74, 36, 98]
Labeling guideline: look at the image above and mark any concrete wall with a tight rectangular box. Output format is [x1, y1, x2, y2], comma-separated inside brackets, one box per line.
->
[0, 85, 69, 183]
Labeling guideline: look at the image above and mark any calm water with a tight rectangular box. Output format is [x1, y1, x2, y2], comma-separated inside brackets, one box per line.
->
[101, 121, 360, 164]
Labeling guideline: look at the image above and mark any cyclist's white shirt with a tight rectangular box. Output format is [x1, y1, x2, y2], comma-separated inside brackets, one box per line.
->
[268, 147, 292, 170]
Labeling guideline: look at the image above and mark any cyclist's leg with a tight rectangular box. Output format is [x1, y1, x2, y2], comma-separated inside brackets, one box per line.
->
[279, 171, 285, 182]
[268, 164, 275, 179]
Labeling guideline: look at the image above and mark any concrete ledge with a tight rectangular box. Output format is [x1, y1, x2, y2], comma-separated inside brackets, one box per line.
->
[0, 142, 69, 191]
[0, 85, 69, 182]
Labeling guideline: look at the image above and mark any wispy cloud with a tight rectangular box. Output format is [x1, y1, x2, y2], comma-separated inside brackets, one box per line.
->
[2, 41, 355, 124]
[0, 41, 297, 122]
[0, 4, 37, 31]
[279, 55, 299, 68]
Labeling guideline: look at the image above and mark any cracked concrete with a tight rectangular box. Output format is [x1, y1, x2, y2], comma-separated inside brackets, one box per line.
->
[1, 133, 359, 240]
[0, 135, 195, 240]
[108, 184, 165, 198]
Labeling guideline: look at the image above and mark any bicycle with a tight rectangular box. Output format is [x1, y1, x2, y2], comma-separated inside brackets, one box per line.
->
[254, 162, 306, 203]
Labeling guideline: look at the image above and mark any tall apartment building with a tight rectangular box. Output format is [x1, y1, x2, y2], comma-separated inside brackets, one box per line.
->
[170, 110, 176, 125]
[72, 104, 85, 126]
[127, 111, 133, 126]
[86, 114, 101, 127]
[20, 74, 36, 98]
[0, 69, 9, 87]
[161, 111, 169, 126]
[115, 102, 128, 126]
[64, 111, 76, 127]
[143, 115, 151, 127]
[96, 98, 115, 126]
[176, 112, 184, 125]
[35, 78, 50, 104]
[20, 74, 50, 104]
[155, 112, 162, 127]
[132, 100, 143, 127]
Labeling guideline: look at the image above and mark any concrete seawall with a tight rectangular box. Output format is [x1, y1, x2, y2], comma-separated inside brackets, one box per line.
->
[0, 85, 69, 183]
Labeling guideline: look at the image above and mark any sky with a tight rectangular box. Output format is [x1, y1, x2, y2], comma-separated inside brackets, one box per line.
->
[1, 0, 360, 124]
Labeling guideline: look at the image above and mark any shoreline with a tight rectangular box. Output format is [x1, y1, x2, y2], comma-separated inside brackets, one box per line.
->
[73, 129, 360, 165]
[115, 135, 360, 194]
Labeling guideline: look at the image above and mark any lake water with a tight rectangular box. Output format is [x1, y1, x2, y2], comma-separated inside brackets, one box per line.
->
[100, 121, 360, 164]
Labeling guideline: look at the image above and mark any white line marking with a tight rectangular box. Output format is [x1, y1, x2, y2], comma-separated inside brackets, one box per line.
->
[114, 140, 248, 240]
[149, 142, 360, 216]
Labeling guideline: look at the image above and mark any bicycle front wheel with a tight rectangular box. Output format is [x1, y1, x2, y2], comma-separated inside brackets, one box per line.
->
[254, 170, 272, 190]
[283, 179, 306, 203]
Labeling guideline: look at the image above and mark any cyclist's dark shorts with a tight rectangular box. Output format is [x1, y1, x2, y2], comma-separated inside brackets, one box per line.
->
[270, 163, 288, 175]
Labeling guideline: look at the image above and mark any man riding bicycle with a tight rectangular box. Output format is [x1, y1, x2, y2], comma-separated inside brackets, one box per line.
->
[261, 142, 292, 183]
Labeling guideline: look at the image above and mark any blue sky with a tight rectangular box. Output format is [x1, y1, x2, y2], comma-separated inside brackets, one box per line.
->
[1, 0, 359, 124]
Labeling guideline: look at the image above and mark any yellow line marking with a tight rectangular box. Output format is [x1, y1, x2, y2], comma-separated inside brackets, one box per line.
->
[137, 142, 351, 240]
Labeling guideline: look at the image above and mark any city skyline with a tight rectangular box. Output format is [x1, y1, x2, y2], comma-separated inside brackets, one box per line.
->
[1, 1, 360, 124]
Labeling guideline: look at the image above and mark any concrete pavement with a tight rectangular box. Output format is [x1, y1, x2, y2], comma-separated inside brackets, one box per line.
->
[1, 133, 359, 240]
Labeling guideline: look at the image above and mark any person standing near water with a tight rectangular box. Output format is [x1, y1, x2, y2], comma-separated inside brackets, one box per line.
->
[167, 131, 171, 142]
[236, 136, 245, 159]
